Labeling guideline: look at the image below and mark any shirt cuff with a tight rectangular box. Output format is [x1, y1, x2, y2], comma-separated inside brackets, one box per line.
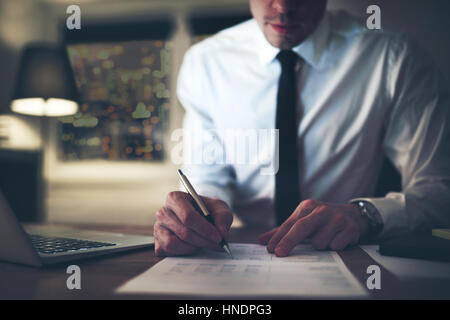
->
[350, 192, 407, 239]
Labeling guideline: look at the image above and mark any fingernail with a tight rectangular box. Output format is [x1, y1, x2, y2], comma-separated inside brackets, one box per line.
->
[274, 246, 287, 257]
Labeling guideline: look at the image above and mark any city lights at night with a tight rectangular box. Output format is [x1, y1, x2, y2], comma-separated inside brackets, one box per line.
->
[59, 40, 171, 161]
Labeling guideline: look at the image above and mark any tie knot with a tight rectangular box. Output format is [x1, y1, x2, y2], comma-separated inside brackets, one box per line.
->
[276, 50, 299, 69]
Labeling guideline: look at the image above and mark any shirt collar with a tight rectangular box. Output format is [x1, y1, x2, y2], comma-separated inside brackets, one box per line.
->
[256, 12, 330, 69]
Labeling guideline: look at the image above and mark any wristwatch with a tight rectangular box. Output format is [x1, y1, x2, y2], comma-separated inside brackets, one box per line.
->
[353, 200, 384, 236]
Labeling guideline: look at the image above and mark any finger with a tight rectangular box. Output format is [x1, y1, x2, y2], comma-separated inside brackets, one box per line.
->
[329, 225, 359, 251]
[258, 228, 278, 245]
[274, 207, 330, 257]
[154, 223, 198, 257]
[311, 215, 347, 250]
[157, 207, 223, 252]
[203, 197, 233, 238]
[266, 219, 296, 253]
[267, 201, 317, 253]
[166, 191, 222, 243]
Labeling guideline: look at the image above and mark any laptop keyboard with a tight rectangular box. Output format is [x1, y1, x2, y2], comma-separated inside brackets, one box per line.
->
[29, 234, 116, 255]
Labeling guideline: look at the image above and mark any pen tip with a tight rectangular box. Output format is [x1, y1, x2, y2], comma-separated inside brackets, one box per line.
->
[224, 244, 233, 259]
[177, 169, 183, 175]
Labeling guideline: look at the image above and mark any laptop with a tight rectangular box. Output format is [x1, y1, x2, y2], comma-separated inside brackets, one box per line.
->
[0, 191, 154, 267]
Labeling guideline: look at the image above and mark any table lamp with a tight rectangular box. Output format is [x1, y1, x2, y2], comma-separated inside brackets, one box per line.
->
[9, 43, 80, 222]
[10, 43, 79, 117]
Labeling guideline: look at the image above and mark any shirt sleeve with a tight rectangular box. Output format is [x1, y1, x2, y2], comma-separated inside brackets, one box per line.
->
[352, 37, 450, 239]
[176, 47, 236, 208]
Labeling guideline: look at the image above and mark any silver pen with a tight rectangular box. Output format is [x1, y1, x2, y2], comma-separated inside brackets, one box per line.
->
[177, 169, 233, 258]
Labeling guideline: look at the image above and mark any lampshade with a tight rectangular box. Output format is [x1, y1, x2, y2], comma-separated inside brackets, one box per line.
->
[10, 43, 79, 117]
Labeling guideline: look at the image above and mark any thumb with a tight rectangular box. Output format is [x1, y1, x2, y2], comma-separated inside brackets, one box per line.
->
[202, 197, 233, 238]
[213, 210, 233, 238]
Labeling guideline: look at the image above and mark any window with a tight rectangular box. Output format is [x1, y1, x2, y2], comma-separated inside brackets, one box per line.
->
[59, 20, 173, 161]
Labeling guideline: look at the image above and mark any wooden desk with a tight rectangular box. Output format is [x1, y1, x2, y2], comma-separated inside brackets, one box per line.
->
[0, 224, 449, 300]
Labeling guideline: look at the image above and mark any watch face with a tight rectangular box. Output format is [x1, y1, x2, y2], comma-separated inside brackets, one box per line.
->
[366, 203, 384, 229]
[352, 200, 383, 235]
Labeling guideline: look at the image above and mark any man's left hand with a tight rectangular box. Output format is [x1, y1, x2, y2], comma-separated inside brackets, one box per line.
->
[258, 199, 370, 256]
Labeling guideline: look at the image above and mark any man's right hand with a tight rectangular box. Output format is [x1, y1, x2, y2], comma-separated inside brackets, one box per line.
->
[154, 191, 233, 257]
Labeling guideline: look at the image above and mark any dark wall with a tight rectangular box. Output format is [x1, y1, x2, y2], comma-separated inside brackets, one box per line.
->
[0, 43, 19, 114]
[0, 149, 42, 222]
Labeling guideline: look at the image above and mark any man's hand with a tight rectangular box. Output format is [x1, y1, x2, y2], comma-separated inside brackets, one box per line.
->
[154, 191, 233, 257]
[258, 199, 370, 256]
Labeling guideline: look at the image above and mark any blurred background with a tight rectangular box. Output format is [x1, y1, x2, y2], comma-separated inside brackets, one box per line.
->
[0, 0, 449, 227]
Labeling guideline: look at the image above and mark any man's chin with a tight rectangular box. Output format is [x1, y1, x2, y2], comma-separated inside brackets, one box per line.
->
[266, 33, 300, 49]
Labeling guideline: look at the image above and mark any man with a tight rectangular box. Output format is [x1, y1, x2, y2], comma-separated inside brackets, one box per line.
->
[154, 0, 450, 257]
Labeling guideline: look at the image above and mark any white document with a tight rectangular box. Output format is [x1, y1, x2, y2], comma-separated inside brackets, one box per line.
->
[117, 243, 368, 297]
[361, 245, 450, 280]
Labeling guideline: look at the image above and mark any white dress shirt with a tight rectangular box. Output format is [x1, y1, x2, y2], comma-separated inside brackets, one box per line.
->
[177, 10, 450, 239]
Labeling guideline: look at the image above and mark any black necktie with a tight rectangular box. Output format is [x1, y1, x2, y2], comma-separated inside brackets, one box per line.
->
[275, 50, 301, 225]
